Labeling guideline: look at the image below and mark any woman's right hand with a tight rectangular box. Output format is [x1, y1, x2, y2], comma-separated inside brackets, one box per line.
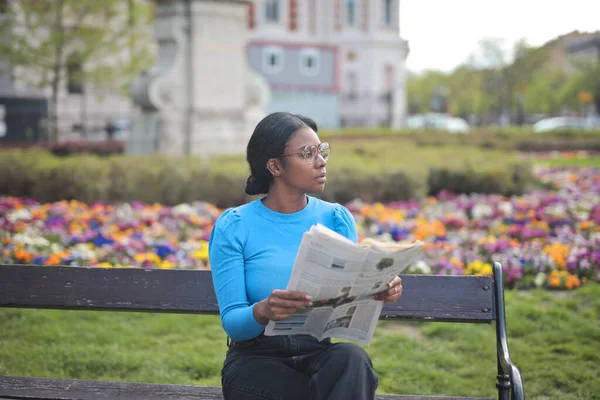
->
[254, 289, 312, 325]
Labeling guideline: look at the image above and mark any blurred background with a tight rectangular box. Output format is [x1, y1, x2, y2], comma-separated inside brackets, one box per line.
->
[1, 2, 599, 399]
[0, 0, 598, 152]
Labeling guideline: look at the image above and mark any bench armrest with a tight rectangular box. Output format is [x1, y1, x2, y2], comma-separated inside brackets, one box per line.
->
[493, 262, 525, 400]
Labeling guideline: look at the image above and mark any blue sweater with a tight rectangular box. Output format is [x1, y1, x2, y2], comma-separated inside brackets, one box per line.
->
[208, 196, 358, 341]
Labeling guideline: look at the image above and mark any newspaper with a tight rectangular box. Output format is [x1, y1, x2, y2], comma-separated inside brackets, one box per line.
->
[264, 224, 424, 346]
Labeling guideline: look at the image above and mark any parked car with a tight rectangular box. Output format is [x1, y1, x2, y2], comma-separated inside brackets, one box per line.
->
[532, 116, 599, 133]
[112, 118, 132, 140]
[405, 113, 470, 133]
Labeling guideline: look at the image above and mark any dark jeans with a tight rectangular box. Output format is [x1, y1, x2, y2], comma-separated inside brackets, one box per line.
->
[222, 333, 378, 400]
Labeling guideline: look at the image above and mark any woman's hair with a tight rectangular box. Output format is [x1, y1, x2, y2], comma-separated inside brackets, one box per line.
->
[245, 112, 318, 195]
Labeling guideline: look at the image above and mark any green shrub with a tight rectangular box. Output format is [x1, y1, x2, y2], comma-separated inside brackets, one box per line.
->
[427, 161, 537, 197]
[318, 168, 421, 204]
[0, 147, 538, 207]
[320, 127, 600, 152]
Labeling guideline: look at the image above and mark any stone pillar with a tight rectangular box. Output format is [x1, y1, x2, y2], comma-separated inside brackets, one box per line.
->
[391, 39, 409, 129]
[128, 0, 269, 157]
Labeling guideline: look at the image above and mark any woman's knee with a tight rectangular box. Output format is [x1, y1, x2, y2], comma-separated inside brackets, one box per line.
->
[312, 343, 378, 396]
[330, 343, 374, 366]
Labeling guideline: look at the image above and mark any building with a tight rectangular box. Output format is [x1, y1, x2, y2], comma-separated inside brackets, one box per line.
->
[0, 0, 150, 143]
[0, 0, 408, 143]
[567, 34, 600, 66]
[542, 30, 600, 75]
[246, 0, 408, 128]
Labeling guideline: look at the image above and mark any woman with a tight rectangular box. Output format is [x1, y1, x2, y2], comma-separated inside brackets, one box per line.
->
[209, 112, 403, 400]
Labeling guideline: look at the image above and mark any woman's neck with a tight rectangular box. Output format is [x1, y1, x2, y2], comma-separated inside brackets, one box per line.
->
[261, 191, 308, 214]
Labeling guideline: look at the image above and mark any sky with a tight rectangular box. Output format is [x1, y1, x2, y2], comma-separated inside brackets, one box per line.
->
[399, 0, 600, 73]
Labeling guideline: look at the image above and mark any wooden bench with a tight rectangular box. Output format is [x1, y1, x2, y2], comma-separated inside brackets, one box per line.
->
[0, 262, 524, 400]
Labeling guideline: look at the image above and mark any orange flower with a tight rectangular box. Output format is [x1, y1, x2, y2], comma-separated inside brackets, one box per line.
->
[579, 220, 594, 231]
[543, 243, 570, 269]
[547, 270, 580, 290]
[450, 257, 464, 270]
[414, 219, 446, 241]
[14, 248, 32, 263]
[44, 254, 62, 266]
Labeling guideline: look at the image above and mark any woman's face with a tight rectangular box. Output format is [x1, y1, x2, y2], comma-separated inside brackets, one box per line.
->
[277, 127, 328, 194]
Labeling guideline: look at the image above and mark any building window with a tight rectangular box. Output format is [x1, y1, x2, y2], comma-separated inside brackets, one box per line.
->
[346, 0, 356, 26]
[299, 49, 320, 77]
[67, 53, 84, 94]
[262, 46, 284, 74]
[347, 71, 358, 100]
[384, 64, 394, 92]
[383, 0, 393, 26]
[265, 0, 279, 23]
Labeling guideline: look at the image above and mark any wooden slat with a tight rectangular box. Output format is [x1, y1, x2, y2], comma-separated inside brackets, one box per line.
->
[0, 265, 494, 322]
[381, 275, 494, 322]
[0, 265, 218, 314]
[0, 376, 492, 400]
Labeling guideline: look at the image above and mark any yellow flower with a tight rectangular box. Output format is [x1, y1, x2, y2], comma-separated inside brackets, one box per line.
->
[465, 260, 493, 276]
[134, 253, 161, 264]
[191, 240, 210, 261]
[192, 248, 209, 261]
[478, 264, 493, 276]
[159, 260, 175, 269]
[97, 262, 113, 268]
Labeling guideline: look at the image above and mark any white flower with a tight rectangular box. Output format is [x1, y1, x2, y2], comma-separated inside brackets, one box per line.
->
[7, 209, 32, 222]
[534, 272, 546, 288]
[114, 204, 135, 221]
[173, 203, 194, 216]
[544, 204, 566, 218]
[472, 203, 493, 219]
[498, 201, 513, 217]
[70, 243, 96, 260]
[50, 243, 63, 253]
[12, 233, 50, 247]
[409, 260, 431, 275]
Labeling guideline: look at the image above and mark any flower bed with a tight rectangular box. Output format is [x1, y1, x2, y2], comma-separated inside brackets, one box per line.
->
[1, 167, 598, 290]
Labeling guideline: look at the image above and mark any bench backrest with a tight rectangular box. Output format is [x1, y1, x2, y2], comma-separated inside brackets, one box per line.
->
[0, 264, 495, 323]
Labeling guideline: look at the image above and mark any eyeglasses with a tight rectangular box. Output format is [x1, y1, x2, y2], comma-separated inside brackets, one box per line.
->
[279, 142, 331, 164]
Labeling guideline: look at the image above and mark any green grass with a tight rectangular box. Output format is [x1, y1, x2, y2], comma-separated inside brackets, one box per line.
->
[1, 284, 599, 399]
[213, 137, 526, 176]
[318, 127, 600, 138]
[534, 156, 600, 168]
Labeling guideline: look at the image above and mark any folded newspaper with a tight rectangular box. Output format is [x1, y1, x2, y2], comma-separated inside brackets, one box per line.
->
[264, 224, 424, 346]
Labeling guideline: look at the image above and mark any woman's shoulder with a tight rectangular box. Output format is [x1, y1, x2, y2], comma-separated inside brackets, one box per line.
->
[311, 197, 358, 243]
[311, 197, 352, 216]
[213, 201, 256, 231]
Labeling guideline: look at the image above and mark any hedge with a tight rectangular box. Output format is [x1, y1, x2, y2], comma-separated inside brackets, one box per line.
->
[0, 149, 539, 207]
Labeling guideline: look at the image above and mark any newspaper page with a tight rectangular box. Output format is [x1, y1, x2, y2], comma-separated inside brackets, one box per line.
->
[264, 224, 424, 346]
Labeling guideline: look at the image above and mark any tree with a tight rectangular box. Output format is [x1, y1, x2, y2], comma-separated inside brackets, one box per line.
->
[0, 0, 155, 143]
[523, 67, 567, 115]
[406, 70, 449, 114]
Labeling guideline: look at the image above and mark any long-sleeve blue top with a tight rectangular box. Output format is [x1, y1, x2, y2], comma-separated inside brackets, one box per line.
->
[208, 196, 358, 341]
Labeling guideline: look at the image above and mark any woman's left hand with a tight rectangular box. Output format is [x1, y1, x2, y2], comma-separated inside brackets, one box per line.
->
[372, 276, 403, 304]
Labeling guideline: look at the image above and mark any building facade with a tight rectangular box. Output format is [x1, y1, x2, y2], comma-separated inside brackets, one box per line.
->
[0, 0, 149, 142]
[0, 0, 408, 142]
[247, 0, 408, 128]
